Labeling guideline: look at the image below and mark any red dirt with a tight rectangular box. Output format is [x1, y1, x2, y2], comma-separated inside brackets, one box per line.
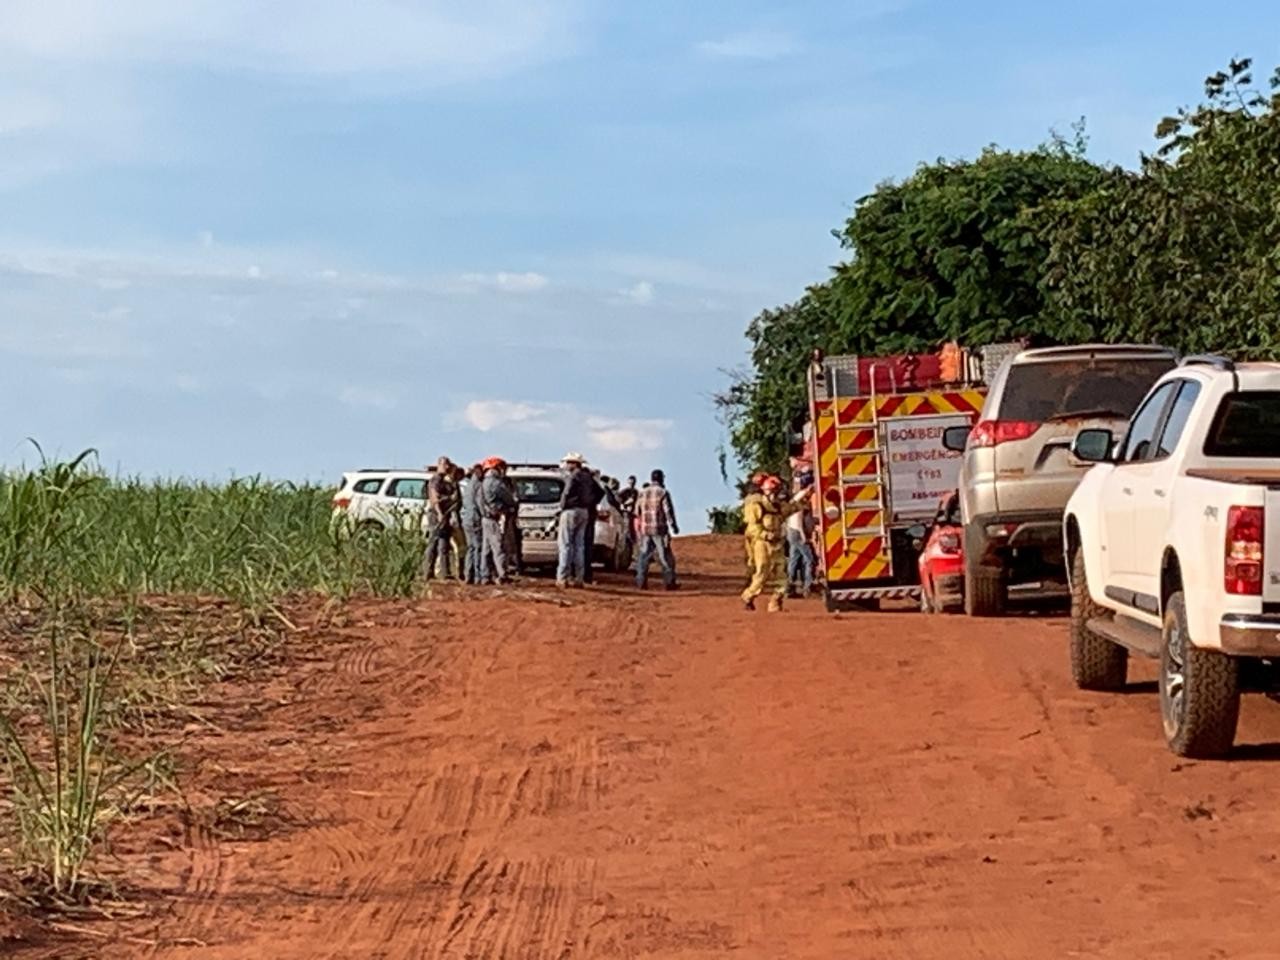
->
[12, 534, 1280, 958]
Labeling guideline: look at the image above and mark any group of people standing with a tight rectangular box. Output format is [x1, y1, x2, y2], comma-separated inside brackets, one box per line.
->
[421, 455, 520, 585]
[419, 452, 681, 592]
[741, 472, 815, 612]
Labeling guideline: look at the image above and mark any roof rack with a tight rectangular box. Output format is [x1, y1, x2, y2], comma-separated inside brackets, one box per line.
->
[1180, 354, 1235, 372]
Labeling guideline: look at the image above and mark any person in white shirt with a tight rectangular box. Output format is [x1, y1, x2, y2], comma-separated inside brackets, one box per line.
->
[786, 503, 816, 597]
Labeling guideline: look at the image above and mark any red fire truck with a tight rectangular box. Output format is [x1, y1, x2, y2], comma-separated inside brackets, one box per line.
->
[804, 347, 994, 611]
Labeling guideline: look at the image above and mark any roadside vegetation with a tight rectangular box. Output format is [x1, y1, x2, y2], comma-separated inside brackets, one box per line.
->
[718, 58, 1280, 475]
[0, 448, 422, 908]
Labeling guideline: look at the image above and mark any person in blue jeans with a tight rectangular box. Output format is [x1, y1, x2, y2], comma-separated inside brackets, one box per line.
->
[785, 504, 816, 597]
[635, 469, 679, 590]
[556, 452, 594, 587]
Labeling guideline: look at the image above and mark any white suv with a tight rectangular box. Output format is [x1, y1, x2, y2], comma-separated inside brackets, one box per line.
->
[332, 468, 434, 532]
[506, 464, 631, 570]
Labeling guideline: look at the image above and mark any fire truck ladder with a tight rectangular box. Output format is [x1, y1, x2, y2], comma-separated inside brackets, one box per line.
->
[829, 359, 890, 562]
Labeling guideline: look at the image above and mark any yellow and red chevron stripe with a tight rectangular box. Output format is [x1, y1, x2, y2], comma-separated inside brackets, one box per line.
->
[825, 535, 890, 582]
[840, 453, 879, 479]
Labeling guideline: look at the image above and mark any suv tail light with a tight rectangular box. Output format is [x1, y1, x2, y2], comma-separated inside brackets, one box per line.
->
[937, 532, 960, 553]
[967, 420, 1040, 448]
[333, 494, 352, 511]
[1225, 505, 1264, 595]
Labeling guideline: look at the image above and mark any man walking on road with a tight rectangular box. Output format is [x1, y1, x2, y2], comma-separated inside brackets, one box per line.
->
[635, 469, 679, 590]
[556, 452, 593, 588]
[480, 457, 516, 584]
[422, 456, 458, 581]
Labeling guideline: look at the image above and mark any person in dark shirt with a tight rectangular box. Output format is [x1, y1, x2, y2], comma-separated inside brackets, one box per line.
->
[556, 452, 594, 587]
[422, 456, 457, 581]
[582, 468, 607, 584]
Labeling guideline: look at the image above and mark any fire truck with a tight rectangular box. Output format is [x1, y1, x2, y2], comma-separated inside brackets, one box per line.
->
[802, 346, 1003, 611]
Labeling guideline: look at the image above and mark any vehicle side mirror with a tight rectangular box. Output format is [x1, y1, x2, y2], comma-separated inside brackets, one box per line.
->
[1071, 428, 1115, 463]
[942, 426, 971, 452]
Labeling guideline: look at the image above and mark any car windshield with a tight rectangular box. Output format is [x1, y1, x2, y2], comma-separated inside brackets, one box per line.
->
[1000, 358, 1174, 423]
[1204, 392, 1280, 458]
[513, 476, 563, 504]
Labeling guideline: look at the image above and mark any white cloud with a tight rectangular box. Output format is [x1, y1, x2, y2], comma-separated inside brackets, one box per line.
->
[620, 281, 655, 305]
[586, 416, 673, 453]
[696, 30, 798, 61]
[0, 1, 582, 82]
[459, 271, 550, 293]
[445, 401, 673, 455]
[458, 400, 550, 433]
[338, 385, 397, 412]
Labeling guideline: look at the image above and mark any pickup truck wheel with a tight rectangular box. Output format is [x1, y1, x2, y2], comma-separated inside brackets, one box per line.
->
[1161, 591, 1239, 758]
[1069, 548, 1127, 690]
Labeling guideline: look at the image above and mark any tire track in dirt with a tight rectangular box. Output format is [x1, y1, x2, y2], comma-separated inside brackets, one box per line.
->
[39, 537, 1280, 959]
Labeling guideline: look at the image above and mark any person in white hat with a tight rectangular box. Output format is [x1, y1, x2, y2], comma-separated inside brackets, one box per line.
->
[556, 451, 593, 587]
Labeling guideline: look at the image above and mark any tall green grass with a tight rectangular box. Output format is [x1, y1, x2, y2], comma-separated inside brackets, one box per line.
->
[0, 453, 426, 605]
[0, 449, 425, 898]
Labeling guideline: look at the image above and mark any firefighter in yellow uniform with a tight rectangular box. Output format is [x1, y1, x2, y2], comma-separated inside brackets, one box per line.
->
[742, 473, 764, 585]
[742, 475, 801, 612]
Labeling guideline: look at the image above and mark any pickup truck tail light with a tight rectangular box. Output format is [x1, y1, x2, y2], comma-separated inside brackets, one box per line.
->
[332, 494, 352, 511]
[1225, 505, 1264, 595]
[968, 420, 1040, 448]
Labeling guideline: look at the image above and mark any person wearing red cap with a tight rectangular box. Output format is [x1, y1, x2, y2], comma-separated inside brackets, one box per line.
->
[741, 474, 804, 611]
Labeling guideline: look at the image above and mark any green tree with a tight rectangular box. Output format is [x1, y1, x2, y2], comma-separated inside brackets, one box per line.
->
[719, 141, 1108, 473]
[1040, 59, 1280, 357]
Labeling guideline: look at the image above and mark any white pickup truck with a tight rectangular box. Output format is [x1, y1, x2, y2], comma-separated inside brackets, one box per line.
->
[1064, 356, 1280, 757]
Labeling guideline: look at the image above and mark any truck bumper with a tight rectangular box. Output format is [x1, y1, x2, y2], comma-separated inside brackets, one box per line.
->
[1219, 614, 1280, 657]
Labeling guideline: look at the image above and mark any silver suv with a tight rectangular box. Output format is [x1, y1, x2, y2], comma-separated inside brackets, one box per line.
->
[945, 344, 1177, 616]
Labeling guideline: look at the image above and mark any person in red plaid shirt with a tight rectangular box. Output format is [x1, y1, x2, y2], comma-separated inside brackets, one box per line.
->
[635, 469, 679, 590]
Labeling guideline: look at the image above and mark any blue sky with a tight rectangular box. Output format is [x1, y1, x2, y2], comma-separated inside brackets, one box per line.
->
[2, 1, 1277, 522]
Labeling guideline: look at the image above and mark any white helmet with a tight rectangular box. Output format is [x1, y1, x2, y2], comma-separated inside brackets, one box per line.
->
[561, 451, 586, 465]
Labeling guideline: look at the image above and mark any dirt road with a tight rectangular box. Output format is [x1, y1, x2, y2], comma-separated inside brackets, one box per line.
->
[22, 535, 1280, 958]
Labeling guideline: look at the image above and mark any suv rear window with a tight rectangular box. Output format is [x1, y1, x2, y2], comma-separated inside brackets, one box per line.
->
[999, 358, 1175, 422]
[1205, 392, 1280, 458]
[353, 477, 384, 494]
[513, 477, 563, 504]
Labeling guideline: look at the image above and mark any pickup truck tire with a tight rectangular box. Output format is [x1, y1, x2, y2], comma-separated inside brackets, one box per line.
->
[1069, 549, 1127, 690]
[1161, 591, 1240, 758]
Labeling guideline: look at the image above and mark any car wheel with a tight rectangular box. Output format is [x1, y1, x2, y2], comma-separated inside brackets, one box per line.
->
[1068, 547, 1127, 690]
[1161, 591, 1239, 758]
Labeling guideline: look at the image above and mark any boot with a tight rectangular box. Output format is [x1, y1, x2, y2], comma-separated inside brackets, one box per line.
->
[743, 598, 756, 611]
[767, 596, 784, 613]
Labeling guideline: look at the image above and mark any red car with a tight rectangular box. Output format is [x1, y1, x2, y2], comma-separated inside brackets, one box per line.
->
[918, 492, 964, 613]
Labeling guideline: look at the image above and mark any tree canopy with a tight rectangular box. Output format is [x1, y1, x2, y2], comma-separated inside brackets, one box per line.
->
[718, 58, 1280, 477]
